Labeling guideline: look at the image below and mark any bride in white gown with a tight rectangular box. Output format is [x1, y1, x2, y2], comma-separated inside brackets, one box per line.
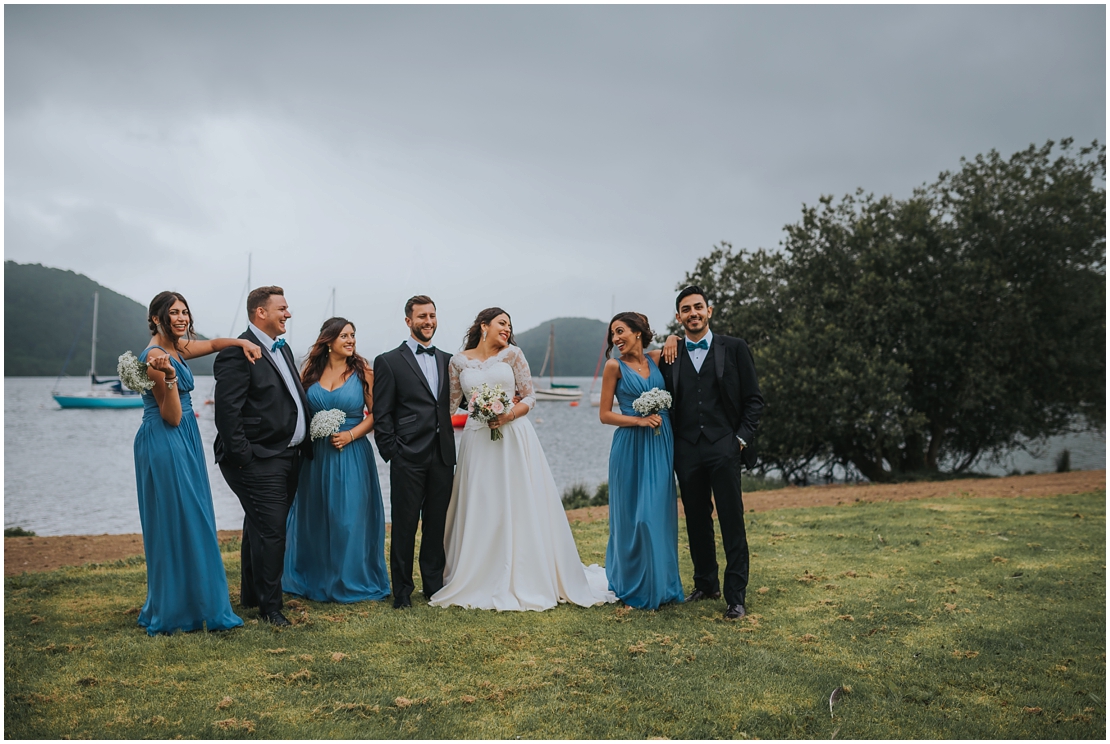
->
[429, 307, 617, 611]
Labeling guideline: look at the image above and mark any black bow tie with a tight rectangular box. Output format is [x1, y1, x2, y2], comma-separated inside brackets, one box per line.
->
[415, 344, 436, 356]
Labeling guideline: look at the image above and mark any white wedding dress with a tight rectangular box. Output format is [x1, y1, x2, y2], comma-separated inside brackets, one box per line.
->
[429, 345, 616, 611]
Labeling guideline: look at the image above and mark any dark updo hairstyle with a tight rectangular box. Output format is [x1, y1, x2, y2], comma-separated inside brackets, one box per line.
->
[148, 291, 196, 350]
[300, 317, 372, 398]
[463, 307, 516, 351]
[606, 312, 654, 359]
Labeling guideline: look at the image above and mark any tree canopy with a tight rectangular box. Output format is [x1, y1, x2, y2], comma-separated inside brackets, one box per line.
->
[679, 139, 1105, 482]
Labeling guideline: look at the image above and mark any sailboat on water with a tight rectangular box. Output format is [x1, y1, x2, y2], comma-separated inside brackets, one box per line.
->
[533, 324, 583, 401]
[52, 292, 144, 409]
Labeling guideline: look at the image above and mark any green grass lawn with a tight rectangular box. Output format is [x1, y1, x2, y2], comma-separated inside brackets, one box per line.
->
[5, 492, 1105, 739]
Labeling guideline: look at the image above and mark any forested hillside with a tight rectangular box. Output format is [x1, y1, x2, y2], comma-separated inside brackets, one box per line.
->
[4, 262, 214, 376]
[515, 317, 612, 377]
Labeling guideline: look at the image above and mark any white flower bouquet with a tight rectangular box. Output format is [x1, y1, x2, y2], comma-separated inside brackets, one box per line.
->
[468, 382, 513, 441]
[632, 387, 673, 436]
[117, 351, 155, 393]
[310, 408, 347, 441]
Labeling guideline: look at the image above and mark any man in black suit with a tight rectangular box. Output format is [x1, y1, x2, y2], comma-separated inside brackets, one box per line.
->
[214, 286, 312, 627]
[372, 295, 456, 609]
[658, 285, 764, 620]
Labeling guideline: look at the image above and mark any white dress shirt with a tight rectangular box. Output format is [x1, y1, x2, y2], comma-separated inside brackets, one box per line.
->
[249, 322, 306, 447]
[687, 328, 714, 374]
[405, 337, 439, 399]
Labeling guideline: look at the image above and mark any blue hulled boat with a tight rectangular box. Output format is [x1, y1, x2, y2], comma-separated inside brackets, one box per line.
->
[52, 292, 144, 410]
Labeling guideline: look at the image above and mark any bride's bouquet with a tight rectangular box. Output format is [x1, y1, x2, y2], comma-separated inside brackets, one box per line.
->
[117, 351, 155, 393]
[310, 408, 347, 441]
[632, 387, 673, 436]
[468, 382, 513, 441]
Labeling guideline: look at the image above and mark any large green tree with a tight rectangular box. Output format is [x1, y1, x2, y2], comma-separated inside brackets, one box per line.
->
[680, 139, 1105, 482]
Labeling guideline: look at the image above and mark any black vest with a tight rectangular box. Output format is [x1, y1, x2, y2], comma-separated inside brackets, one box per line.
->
[675, 345, 733, 445]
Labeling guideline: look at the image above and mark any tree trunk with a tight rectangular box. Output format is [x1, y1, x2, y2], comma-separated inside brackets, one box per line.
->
[852, 455, 893, 483]
[953, 447, 981, 473]
[925, 422, 944, 470]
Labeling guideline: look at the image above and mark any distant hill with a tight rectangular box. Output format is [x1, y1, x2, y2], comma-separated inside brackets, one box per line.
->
[515, 317, 612, 377]
[4, 262, 214, 377]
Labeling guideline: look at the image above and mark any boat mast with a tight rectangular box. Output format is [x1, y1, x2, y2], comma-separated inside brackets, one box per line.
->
[89, 291, 99, 377]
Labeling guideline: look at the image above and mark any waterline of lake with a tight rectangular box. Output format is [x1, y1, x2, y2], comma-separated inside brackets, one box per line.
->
[5, 376, 1105, 536]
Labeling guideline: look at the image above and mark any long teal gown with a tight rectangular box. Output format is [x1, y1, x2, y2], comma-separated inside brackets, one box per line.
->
[133, 347, 243, 635]
[605, 357, 685, 609]
[283, 374, 390, 603]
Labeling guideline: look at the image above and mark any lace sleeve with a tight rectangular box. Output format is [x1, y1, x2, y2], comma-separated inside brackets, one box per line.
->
[449, 354, 464, 413]
[507, 346, 536, 412]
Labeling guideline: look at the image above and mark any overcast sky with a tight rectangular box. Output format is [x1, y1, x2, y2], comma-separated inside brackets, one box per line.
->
[6, 4, 1105, 360]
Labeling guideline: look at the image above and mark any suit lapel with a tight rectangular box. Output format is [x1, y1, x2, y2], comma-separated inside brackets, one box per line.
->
[246, 329, 285, 381]
[281, 343, 310, 410]
[711, 335, 737, 413]
[713, 335, 725, 381]
[436, 350, 450, 402]
[400, 343, 435, 399]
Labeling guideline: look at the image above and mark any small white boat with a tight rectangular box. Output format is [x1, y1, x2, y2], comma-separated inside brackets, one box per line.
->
[533, 324, 582, 402]
[535, 387, 583, 401]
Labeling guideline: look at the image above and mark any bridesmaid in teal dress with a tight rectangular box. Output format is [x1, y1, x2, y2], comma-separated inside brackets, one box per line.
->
[283, 317, 390, 603]
[598, 312, 685, 609]
[133, 291, 261, 635]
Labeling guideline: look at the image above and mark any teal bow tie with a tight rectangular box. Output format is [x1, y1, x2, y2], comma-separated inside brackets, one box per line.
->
[271, 338, 286, 352]
[686, 339, 709, 351]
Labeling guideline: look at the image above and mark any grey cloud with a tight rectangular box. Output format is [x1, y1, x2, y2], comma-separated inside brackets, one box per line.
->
[5, 5, 1104, 355]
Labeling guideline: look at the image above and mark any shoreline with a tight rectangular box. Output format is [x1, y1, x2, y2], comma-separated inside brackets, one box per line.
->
[4, 470, 1104, 577]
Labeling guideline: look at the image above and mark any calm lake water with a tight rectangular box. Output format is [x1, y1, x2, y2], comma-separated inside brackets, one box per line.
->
[5, 376, 1105, 536]
[5, 376, 617, 536]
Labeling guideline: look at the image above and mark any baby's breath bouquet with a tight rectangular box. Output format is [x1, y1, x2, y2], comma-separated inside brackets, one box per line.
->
[468, 382, 513, 441]
[117, 351, 155, 393]
[310, 408, 347, 441]
[631, 387, 673, 436]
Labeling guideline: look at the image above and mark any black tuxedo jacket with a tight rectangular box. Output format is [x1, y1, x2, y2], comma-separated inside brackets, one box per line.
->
[372, 343, 456, 467]
[658, 332, 764, 469]
[213, 329, 313, 467]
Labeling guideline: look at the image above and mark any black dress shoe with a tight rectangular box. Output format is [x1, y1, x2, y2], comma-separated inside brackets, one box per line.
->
[724, 604, 746, 620]
[393, 596, 412, 609]
[260, 610, 291, 627]
[685, 589, 722, 602]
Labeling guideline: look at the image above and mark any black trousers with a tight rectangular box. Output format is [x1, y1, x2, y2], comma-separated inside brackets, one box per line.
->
[674, 433, 749, 606]
[219, 449, 301, 615]
[389, 438, 454, 600]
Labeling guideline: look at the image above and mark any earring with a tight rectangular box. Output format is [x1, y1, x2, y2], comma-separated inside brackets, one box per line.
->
[327, 345, 331, 353]
[482, 331, 487, 340]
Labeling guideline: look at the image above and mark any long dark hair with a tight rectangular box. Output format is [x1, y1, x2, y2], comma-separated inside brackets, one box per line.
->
[148, 291, 196, 351]
[606, 312, 654, 359]
[300, 317, 372, 397]
[463, 307, 516, 351]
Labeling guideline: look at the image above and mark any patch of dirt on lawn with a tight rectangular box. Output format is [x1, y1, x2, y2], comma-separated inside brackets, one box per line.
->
[4, 471, 1104, 575]
[4, 531, 242, 578]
